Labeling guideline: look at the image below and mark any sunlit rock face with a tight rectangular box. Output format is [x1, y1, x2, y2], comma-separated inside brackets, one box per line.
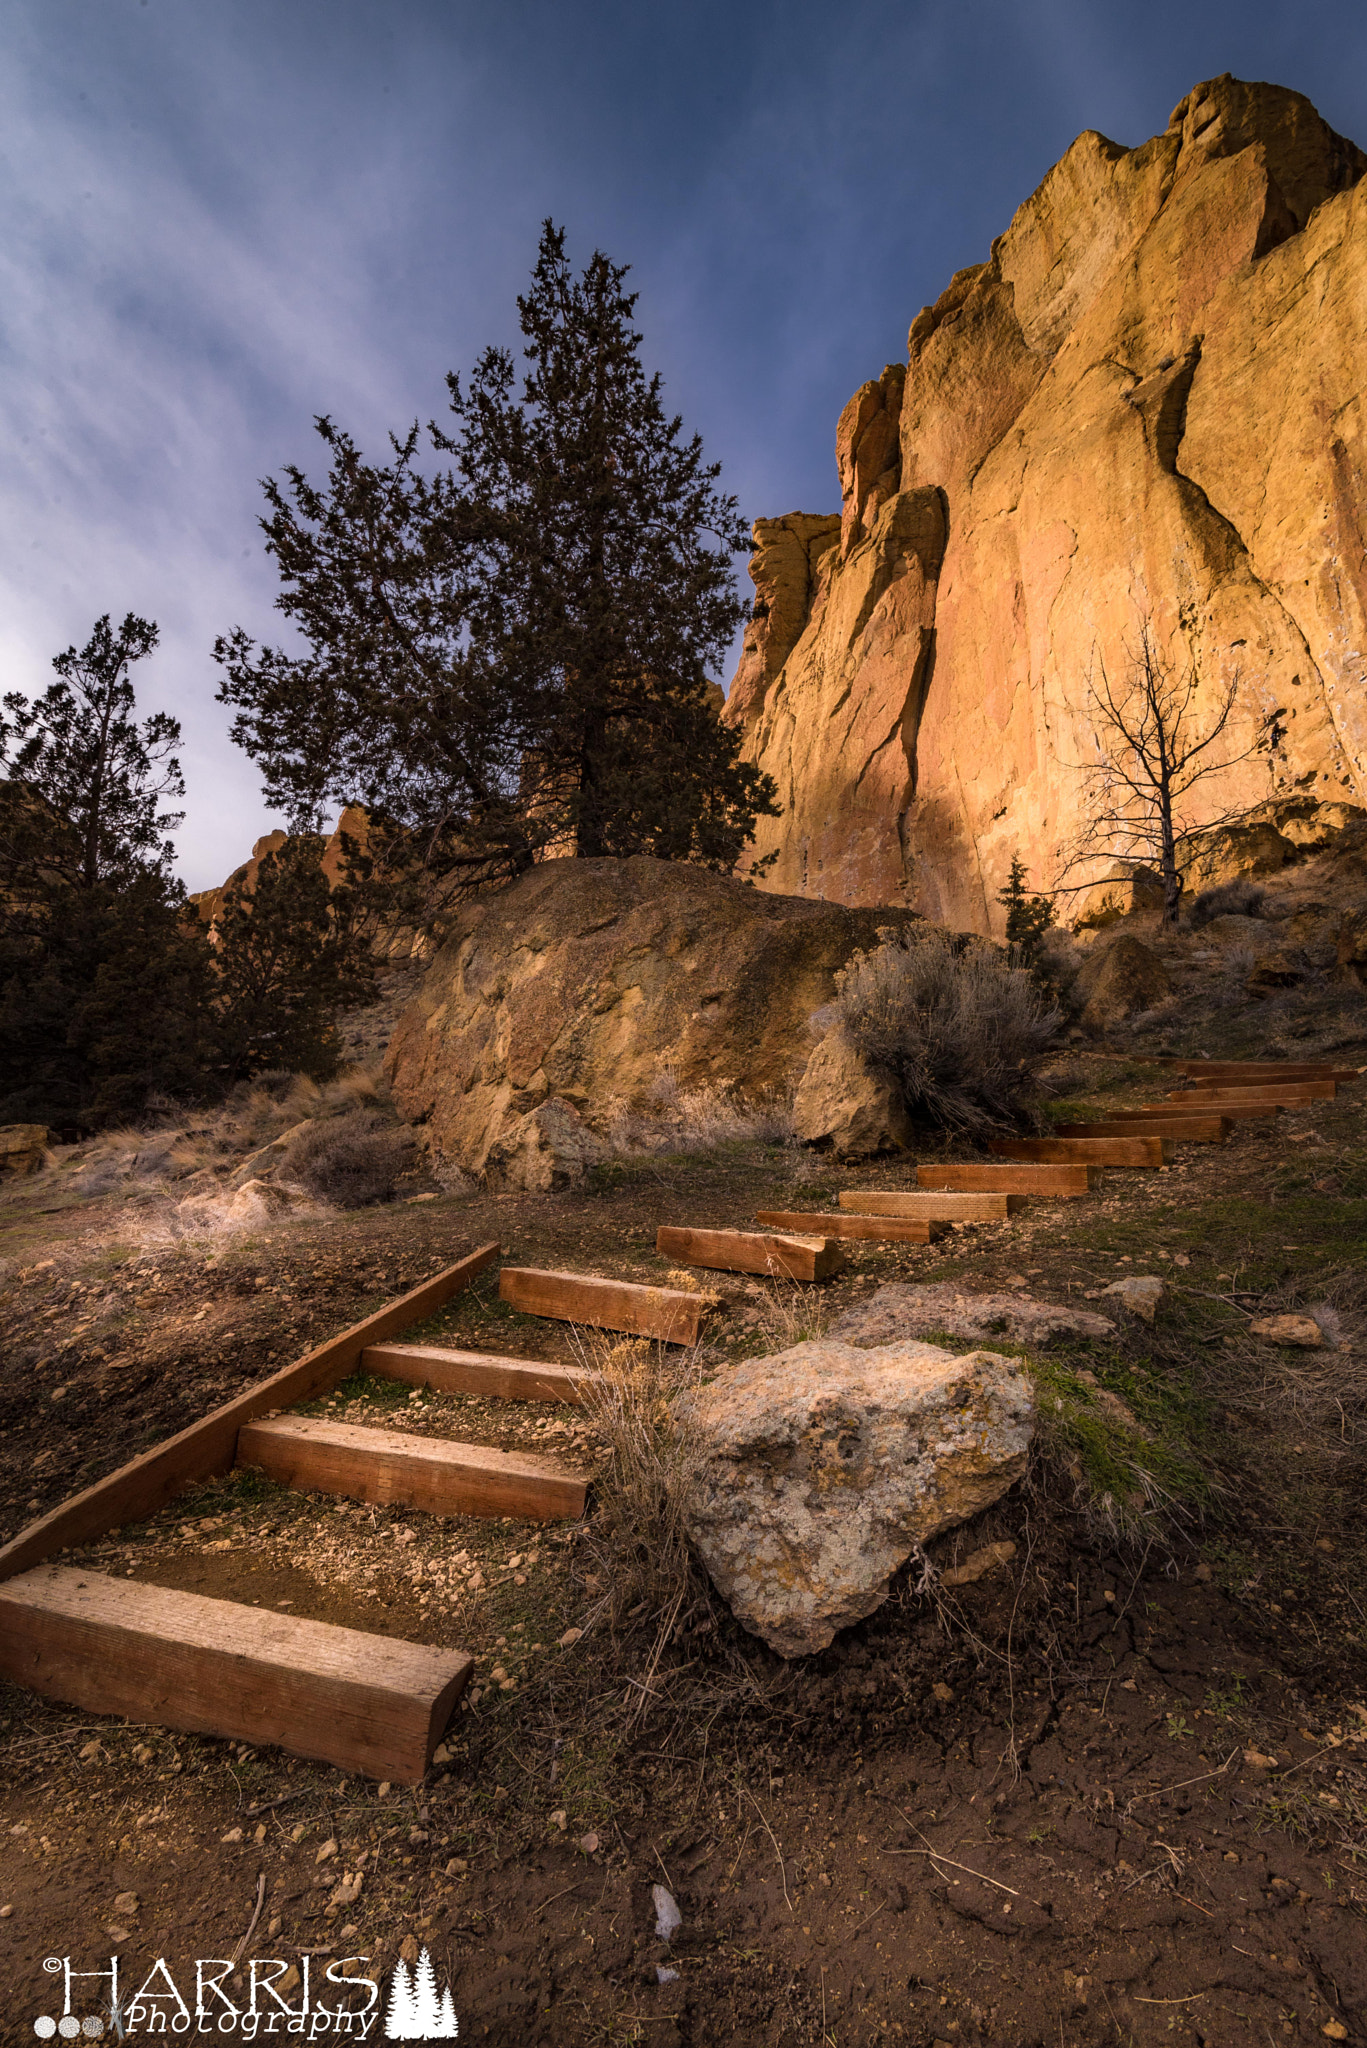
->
[726, 76, 1367, 933]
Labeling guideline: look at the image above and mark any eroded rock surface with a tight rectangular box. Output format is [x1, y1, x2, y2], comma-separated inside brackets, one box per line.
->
[679, 1337, 1034, 1656]
[483, 1097, 608, 1193]
[828, 1282, 1114, 1348]
[727, 76, 1367, 931]
[792, 1026, 912, 1158]
[387, 857, 916, 1176]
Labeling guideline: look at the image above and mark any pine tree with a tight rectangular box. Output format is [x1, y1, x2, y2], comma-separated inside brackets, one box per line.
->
[384, 1957, 417, 2041]
[409, 1949, 440, 2038]
[436, 1985, 459, 2037]
[207, 834, 376, 1083]
[215, 222, 778, 909]
[996, 854, 1055, 974]
[0, 615, 211, 1125]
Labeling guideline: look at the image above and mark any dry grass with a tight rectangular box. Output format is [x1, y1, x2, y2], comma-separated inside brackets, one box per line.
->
[279, 1108, 416, 1208]
[836, 925, 1060, 1138]
[1188, 878, 1267, 926]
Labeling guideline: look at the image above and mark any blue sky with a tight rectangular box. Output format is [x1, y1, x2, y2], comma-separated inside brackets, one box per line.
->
[4, 0, 1366, 888]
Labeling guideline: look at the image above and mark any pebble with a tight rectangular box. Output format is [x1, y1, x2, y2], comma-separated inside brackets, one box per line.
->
[315, 1838, 338, 1863]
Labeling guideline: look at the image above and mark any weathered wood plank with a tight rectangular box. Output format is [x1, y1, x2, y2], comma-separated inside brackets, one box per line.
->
[0, 1565, 470, 1784]
[915, 1162, 1096, 1196]
[655, 1224, 845, 1281]
[1177, 1061, 1355, 1081]
[1137, 1099, 1282, 1122]
[837, 1190, 1020, 1220]
[1054, 1116, 1230, 1143]
[1165, 1083, 1332, 1103]
[363, 1342, 597, 1406]
[0, 1243, 503, 1584]
[237, 1415, 590, 1522]
[989, 1135, 1170, 1167]
[499, 1267, 705, 1344]
[754, 1210, 946, 1245]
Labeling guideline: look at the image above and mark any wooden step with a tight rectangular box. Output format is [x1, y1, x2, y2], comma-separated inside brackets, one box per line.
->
[837, 1190, 1021, 1220]
[237, 1416, 589, 1522]
[1176, 1061, 1355, 1081]
[0, 1242, 501, 1586]
[363, 1342, 597, 1406]
[0, 1565, 470, 1783]
[499, 1267, 705, 1344]
[989, 1135, 1170, 1167]
[754, 1209, 947, 1245]
[916, 1163, 1096, 1196]
[1165, 1083, 1331, 1104]
[656, 1224, 845, 1281]
[1137, 1099, 1282, 1122]
[1054, 1116, 1230, 1143]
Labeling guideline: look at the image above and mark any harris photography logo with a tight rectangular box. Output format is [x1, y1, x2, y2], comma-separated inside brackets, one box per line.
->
[30, 1947, 458, 2041]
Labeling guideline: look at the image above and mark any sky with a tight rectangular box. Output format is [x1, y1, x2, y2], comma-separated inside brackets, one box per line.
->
[4, 0, 1367, 890]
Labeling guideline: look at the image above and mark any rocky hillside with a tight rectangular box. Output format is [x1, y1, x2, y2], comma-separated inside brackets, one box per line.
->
[726, 75, 1367, 933]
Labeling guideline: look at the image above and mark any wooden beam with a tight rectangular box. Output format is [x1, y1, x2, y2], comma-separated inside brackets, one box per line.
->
[989, 1135, 1169, 1167]
[655, 1224, 845, 1281]
[1053, 1116, 1230, 1143]
[1165, 1083, 1332, 1104]
[915, 1163, 1095, 1196]
[0, 1243, 503, 1585]
[237, 1416, 589, 1522]
[837, 1190, 1020, 1220]
[499, 1266, 705, 1345]
[0, 1565, 470, 1784]
[1137, 1099, 1281, 1122]
[363, 1343, 597, 1406]
[754, 1210, 946, 1245]
[1176, 1061, 1356, 1081]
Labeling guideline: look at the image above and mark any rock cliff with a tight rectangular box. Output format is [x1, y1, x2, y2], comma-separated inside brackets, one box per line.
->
[726, 76, 1367, 932]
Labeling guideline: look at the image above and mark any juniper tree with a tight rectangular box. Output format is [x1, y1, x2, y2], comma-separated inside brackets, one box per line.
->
[215, 222, 778, 907]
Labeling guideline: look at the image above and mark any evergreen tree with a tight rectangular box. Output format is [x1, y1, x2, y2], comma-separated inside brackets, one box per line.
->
[215, 222, 778, 907]
[436, 1985, 459, 2037]
[208, 834, 376, 1083]
[384, 1957, 417, 2040]
[996, 854, 1055, 975]
[0, 616, 211, 1126]
[409, 1949, 440, 2037]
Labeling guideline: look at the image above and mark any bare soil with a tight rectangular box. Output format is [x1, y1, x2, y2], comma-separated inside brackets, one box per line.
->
[2, 1059, 1366, 2045]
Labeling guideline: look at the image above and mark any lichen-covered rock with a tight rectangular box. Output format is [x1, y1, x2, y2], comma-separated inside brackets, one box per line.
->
[483, 1097, 608, 1193]
[386, 856, 916, 1177]
[678, 1337, 1034, 1657]
[1099, 1275, 1165, 1323]
[828, 1281, 1114, 1348]
[792, 1027, 911, 1158]
[1249, 1312, 1326, 1348]
[1076, 936, 1171, 1033]
[727, 76, 1367, 930]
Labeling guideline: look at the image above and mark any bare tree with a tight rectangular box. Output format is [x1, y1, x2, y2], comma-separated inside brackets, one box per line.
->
[1060, 620, 1272, 927]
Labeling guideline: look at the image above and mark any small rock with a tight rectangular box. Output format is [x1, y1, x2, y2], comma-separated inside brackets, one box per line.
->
[1100, 1275, 1164, 1323]
[315, 1837, 338, 1863]
[377, 1782, 391, 1799]
[106, 1923, 132, 1942]
[445, 1858, 467, 1877]
[652, 1884, 682, 1941]
[1091, 1387, 1139, 1430]
[932, 1682, 955, 1704]
[1249, 1313, 1326, 1349]
[0, 1905, 13, 1918]
[1323, 2023, 1348, 2040]
[274, 1964, 300, 1994]
[112, 1891, 139, 1916]
[220, 1827, 243, 1843]
[1194, 1562, 1213, 1583]
[558, 1628, 583, 1649]
[576, 1832, 600, 1855]
[941, 1539, 1017, 1588]
[549, 1810, 568, 1831]
[656, 1965, 680, 1984]
[431, 1742, 453, 1766]
[1243, 1749, 1279, 1770]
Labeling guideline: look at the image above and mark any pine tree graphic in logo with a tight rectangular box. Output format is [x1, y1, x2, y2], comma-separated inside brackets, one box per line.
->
[384, 1948, 458, 2039]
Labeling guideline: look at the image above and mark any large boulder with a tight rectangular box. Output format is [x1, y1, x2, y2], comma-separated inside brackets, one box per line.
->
[792, 1026, 911, 1157]
[724, 77, 1367, 930]
[1075, 935, 1171, 1033]
[483, 1097, 608, 1193]
[679, 1337, 1034, 1657]
[386, 857, 917, 1176]
[0, 1124, 49, 1175]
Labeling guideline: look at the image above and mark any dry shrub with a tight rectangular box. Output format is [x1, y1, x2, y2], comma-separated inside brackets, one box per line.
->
[280, 1108, 415, 1207]
[605, 1072, 794, 1157]
[570, 1334, 712, 1654]
[1188, 878, 1266, 926]
[836, 926, 1060, 1138]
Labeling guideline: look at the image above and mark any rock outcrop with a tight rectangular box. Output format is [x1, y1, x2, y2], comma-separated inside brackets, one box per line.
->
[1074, 934, 1172, 1033]
[679, 1336, 1034, 1656]
[483, 1097, 609, 1194]
[791, 1026, 912, 1157]
[828, 1282, 1115, 1349]
[0, 1124, 49, 1175]
[386, 857, 917, 1178]
[726, 77, 1367, 934]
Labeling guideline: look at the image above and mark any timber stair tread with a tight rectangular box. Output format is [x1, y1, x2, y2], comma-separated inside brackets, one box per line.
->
[236, 1413, 591, 1522]
[0, 1564, 471, 1784]
[362, 1341, 598, 1405]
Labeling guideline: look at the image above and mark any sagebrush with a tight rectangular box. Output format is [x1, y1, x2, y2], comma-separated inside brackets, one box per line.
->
[1187, 878, 1266, 926]
[280, 1108, 415, 1207]
[836, 926, 1059, 1137]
